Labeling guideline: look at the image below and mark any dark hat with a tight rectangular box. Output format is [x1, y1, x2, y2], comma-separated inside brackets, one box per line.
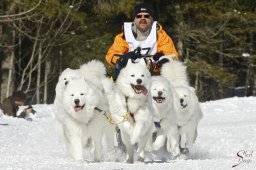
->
[12, 91, 26, 102]
[133, 3, 155, 18]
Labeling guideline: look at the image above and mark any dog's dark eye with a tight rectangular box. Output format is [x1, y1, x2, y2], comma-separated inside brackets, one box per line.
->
[81, 93, 84, 95]
[184, 95, 187, 97]
[71, 94, 74, 96]
[64, 78, 67, 80]
[141, 74, 144, 77]
[131, 74, 135, 77]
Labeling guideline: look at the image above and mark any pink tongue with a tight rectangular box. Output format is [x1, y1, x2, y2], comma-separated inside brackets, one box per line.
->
[138, 86, 148, 95]
[74, 107, 82, 112]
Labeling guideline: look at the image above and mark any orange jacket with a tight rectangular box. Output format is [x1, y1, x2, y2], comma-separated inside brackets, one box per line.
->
[106, 23, 179, 67]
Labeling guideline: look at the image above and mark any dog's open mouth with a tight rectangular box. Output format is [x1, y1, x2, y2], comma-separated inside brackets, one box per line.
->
[74, 105, 85, 112]
[131, 84, 148, 95]
[153, 96, 165, 103]
[181, 104, 188, 109]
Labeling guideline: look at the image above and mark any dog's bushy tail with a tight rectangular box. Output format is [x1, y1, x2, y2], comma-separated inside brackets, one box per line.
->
[161, 60, 189, 87]
[80, 60, 106, 77]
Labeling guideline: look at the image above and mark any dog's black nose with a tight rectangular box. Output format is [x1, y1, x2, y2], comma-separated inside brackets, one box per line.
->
[136, 79, 142, 84]
[180, 98, 184, 104]
[74, 99, 80, 105]
[158, 91, 163, 96]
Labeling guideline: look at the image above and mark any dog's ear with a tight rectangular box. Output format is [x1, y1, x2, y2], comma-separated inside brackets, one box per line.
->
[188, 86, 195, 93]
[127, 58, 133, 66]
[138, 58, 147, 67]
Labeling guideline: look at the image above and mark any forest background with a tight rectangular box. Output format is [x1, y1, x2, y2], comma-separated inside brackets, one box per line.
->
[0, 0, 255, 104]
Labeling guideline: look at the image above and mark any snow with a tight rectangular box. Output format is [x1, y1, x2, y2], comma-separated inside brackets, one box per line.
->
[0, 97, 255, 170]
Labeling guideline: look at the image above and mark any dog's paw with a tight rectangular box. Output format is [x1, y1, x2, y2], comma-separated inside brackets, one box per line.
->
[180, 147, 189, 155]
[137, 156, 144, 162]
[152, 142, 161, 151]
[71, 154, 83, 161]
[125, 155, 134, 164]
[171, 147, 181, 158]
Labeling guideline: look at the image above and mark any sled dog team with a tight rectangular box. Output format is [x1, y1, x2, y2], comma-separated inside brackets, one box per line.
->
[54, 57, 203, 163]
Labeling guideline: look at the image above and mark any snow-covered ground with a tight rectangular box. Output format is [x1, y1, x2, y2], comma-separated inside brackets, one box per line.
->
[0, 97, 255, 170]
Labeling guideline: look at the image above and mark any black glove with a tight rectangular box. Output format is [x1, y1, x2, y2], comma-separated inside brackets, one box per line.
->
[112, 52, 136, 81]
[156, 58, 169, 68]
[112, 51, 141, 80]
[122, 51, 137, 60]
[153, 52, 164, 61]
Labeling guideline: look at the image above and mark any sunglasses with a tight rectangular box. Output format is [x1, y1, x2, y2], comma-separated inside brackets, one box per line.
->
[136, 14, 151, 19]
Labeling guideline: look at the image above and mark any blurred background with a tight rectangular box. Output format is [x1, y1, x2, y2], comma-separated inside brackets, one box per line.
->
[0, 0, 255, 104]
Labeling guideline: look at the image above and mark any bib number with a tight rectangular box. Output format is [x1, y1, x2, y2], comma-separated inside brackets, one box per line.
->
[141, 47, 151, 55]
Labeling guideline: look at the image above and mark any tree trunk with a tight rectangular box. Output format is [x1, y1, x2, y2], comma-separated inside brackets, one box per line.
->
[195, 71, 199, 94]
[43, 60, 51, 104]
[245, 56, 254, 96]
[6, 30, 16, 97]
[0, 24, 2, 101]
[36, 41, 42, 103]
[253, 63, 256, 96]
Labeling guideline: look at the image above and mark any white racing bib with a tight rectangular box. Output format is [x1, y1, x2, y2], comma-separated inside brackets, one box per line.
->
[124, 21, 157, 56]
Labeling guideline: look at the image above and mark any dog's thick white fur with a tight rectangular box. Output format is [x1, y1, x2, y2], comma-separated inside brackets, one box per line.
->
[151, 83, 202, 157]
[151, 59, 202, 157]
[79, 60, 116, 154]
[150, 76, 179, 153]
[55, 68, 83, 101]
[161, 59, 189, 87]
[54, 60, 115, 161]
[79, 60, 107, 92]
[169, 86, 203, 153]
[61, 78, 105, 161]
[103, 59, 154, 163]
[54, 68, 83, 142]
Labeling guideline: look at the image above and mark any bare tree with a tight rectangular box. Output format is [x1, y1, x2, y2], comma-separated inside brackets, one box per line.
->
[1, 0, 85, 103]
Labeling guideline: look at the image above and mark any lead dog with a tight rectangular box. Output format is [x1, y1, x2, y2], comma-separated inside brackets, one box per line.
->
[103, 59, 154, 163]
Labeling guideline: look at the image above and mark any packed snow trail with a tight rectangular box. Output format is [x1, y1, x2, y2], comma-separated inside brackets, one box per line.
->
[0, 97, 255, 170]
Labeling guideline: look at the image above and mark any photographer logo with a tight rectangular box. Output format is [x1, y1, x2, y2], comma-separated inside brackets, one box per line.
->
[232, 150, 253, 168]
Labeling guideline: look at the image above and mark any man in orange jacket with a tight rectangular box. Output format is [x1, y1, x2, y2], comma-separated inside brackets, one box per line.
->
[106, 3, 179, 78]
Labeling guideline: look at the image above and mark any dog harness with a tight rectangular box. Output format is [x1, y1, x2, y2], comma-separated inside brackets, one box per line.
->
[94, 107, 129, 125]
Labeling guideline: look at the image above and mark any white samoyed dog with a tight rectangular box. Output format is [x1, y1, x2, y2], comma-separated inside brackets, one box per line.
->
[160, 59, 189, 87]
[150, 76, 180, 154]
[54, 60, 115, 161]
[79, 60, 107, 92]
[103, 58, 154, 163]
[79, 60, 116, 154]
[59, 78, 115, 162]
[61, 78, 105, 161]
[54, 68, 84, 141]
[153, 58, 202, 157]
[167, 86, 203, 156]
